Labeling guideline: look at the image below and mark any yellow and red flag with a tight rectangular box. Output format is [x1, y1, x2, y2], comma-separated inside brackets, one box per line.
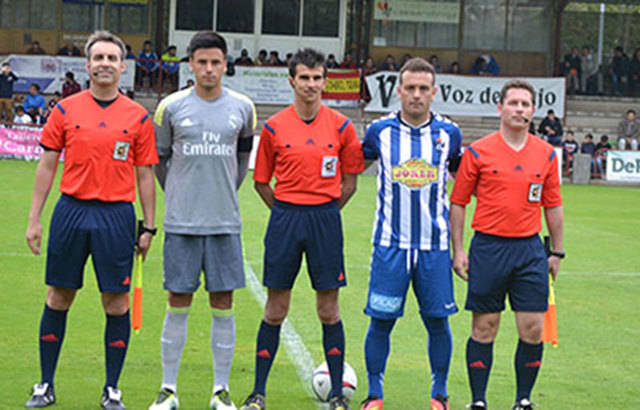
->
[131, 253, 143, 334]
[541, 273, 558, 347]
[323, 69, 361, 100]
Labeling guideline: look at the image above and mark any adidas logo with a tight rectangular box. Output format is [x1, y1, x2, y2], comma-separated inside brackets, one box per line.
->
[122, 276, 130, 285]
[40, 333, 59, 342]
[525, 360, 541, 368]
[257, 349, 271, 359]
[327, 347, 342, 356]
[468, 360, 487, 369]
[109, 340, 127, 348]
[180, 117, 194, 127]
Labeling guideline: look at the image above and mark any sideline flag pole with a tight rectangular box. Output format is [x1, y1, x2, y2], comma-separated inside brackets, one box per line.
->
[542, 236, 558, 347]
[132, 221, 144, 334]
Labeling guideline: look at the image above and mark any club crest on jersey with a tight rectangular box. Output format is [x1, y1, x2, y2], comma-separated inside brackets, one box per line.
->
[321, 156, 338, 178]
[113, 141, 130, 161]
[528, 183, 543, 202]
[392, 158, 438, 188]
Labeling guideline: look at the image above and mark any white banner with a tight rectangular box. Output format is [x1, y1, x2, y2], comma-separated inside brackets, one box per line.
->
[365, 72, 566, 118]
[5, 55, 136, 94]
[606, 150, 640, 182]
[374, 1, 459, 23]
[179, 65, 358, 107]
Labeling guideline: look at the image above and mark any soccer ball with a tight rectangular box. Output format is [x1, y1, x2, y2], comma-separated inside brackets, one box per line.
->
[311, 361, 357, 402]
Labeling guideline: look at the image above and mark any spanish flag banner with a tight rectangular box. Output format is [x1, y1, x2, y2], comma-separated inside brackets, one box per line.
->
[323, 69, 361, 100]
[541, 273, 558, 347]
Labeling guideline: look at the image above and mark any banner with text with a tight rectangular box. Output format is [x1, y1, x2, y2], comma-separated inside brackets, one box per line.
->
[365, 72, 565, 118]
[606, 150, 640, 182]
[6, 55, 136, 94]
[0, 125, 44, 161]
[179, 65, 359, 106]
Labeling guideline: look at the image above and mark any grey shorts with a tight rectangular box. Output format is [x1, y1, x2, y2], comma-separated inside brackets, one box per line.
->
[163, 233, 245, 293]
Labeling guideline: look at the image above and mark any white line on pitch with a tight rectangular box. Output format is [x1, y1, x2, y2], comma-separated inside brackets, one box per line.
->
[244, 262, 327, 409]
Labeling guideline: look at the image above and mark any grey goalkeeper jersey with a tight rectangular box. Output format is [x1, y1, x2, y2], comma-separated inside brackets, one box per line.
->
[153, 87, 256, 235]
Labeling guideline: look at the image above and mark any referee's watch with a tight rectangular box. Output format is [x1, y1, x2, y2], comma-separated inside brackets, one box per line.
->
[141, 226, 157, 236]
[549, 250, 565, 259]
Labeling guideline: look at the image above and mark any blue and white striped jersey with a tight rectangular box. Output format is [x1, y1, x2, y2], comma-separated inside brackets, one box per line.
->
[362, 111, 463, 250]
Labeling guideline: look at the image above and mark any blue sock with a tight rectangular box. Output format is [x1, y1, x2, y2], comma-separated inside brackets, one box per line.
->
[466, 338, 493, 404]
[322, 321, 345, 398]
[515, 339, 543, 401]
[104, 311, 130, 390]
[364, 318, 395, 399]
[253, 320, 280, 396]
[421, 315, 452, 399]
[39, 305, 68, 387]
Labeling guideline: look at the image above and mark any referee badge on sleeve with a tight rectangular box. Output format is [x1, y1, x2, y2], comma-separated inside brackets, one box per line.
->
[528, 183, 543, 202]
[321, 156, 338, 178]
[113, 141, 130, 161]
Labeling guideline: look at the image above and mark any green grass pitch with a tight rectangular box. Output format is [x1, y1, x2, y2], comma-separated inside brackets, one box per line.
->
[0, 160, 638, 409]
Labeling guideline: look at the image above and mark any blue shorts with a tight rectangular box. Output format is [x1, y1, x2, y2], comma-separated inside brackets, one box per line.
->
[465, 232, 548, 313]
[263, 200, 345, 291]
[365, 245, 457, 319]
[46, 194, 136, 293]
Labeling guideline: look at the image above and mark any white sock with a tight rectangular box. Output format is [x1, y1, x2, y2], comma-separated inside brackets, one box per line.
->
[160, 306, 189, 393]
[211, 308, 235, 393]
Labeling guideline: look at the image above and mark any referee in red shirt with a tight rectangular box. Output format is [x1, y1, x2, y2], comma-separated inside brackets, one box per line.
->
[450, 80, 564, 410]
[239, 48, 364, 410]
[25, 31, 158, 410]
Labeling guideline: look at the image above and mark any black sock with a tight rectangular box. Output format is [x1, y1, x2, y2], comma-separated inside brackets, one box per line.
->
[323, 321, 345, 398]
[515, 339, 543, 401]
[39, 304, 68, 387]
[466, 337, 493, 403]
[253, 320, 281, 396]
[104, 311, 130, 390]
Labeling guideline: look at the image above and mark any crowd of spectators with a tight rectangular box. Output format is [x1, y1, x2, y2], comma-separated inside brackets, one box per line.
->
[562, 45, 640, 97]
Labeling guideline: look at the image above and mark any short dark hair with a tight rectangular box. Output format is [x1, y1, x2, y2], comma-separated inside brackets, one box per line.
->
[601, 134, 609, 142]
[499, 80, 535, 105]
[567, 130, 574, 135]
[144, 40, 152, 46]
[1, 62, 9, 67]
[65, 71, 74, 79]
[187, 31, 227, 57]
[85, 30, 126, 60]
[30, 83, 40, 91]
[627, 109, 636, 115]
[585, 133, 593, 140]
[398, 57, 436, 85]
[288, 48, 327, 78]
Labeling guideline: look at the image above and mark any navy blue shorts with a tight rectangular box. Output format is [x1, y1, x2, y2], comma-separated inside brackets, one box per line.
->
[46, 194, 136, 293]
[365, 246, 457, 319]
[465, 232, 548, 313]
[263, 200, 345, 291]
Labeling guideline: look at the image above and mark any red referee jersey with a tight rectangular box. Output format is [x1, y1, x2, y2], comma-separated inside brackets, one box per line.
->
[253, 105, 364, 204]
[40, 90, 158, 202]
[450, 132, 562, 237]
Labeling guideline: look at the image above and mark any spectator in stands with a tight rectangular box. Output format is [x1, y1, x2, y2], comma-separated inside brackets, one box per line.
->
[62, 71, 81, 98]
[400, 53, 412, 68]
[562, 130, 579, 170]
[235, 49, 253, 66]
[580, 46, 598, 95]
[340, 52, 357, 69]
[45, 92, 61, 120]
[24, 84, 46, 118]
[471, 54, 500, 76]
[13, 106, 32, 124]
[610, 46, 630, 96]
[562, 47, 581, 94]
[181, 78, 194, 90]
[528, 118, 536, 135]
[362, 56, 377, 76]
[161, 45, 180, 90]
[449, 61, 461, 74]
[125, 44, 136, 60]
[255, 49, 268, 66]
[537, 109, 563, 146]
[629, 48, 640, 97]
[136, 40, 159, 91]
[429, 54, 443, 73]
[594, 134, 612, 176]
[26, 41, 46, 55]
[268, 50, 285, 66]
[617, 109, 639, 150]
[57, 40, 82, 57]
[326, 54, 339, 68]
[0, 62, 18, 122]
[580, 133, 596, 155]
[378, 54, 398, 71]
[285, 52, 293, 66]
